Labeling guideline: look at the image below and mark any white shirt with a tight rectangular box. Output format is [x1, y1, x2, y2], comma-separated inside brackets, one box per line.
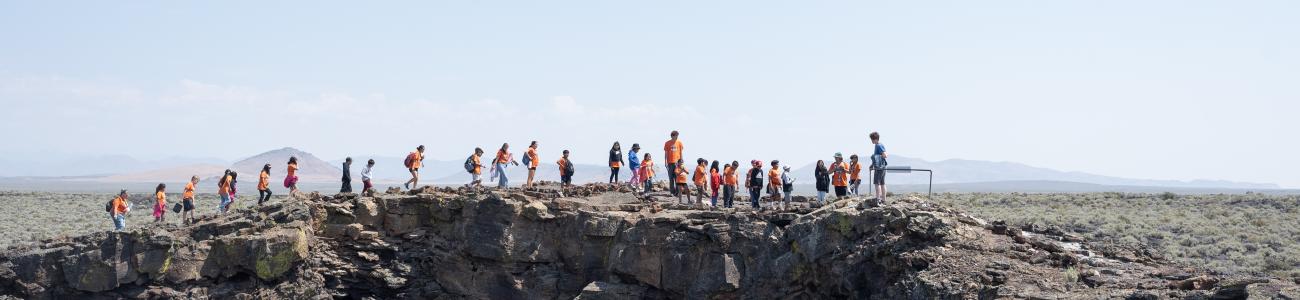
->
[361, 166, 373, 181]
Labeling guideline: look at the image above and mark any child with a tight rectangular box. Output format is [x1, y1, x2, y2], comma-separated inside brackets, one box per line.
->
[341, 157, 353, 193]
[609, 142, 623, 184]
[781, 166, 795, 211]
[258, 164, 272, 205]
[469, 148, 485, 187]
[674, 158, 690, 203]
[557, 150, 574, 188]
[226, 172, 238, 213]
[362, 159, 375, 195]
[404, 145, 424, 190]
[627, 144, 642, 190]
[284, 157, 299, 194]
[767, 160, 782, 210]
[153, 183, 167, 223]
[693, 158, 708, 205]
[708, 161, 721, 208]
[111, 190, 129, 231]
[830, 153, 849, 199]
[870, 131, 889, 202]
[525, 141, 540, 188]
[218, 170, 232, 214]
[745, 160, 763, 210]
[814, 160, 829, 205]
[849, 154, 863, 196]
[183, 176, 197, 225]
[723, 161, 739, 208]
[640, 154, 655, 196]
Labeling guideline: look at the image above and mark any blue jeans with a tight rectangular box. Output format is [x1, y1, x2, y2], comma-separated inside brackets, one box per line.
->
[710, 192, 718, 207]
[643, 176, 653, 192]
[113, 214, 126, 231]
[749, 188, 761, 209]
[219, 194, 231, 213]
[723, 186, 735, 208]
[496, 163, 509, 188]
[817, 191, 827, 205]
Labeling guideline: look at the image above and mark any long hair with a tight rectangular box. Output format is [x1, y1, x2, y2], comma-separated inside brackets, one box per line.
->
[288, 156, 298, 164]
[262, 164, 272, 174]
[710, 160, 719, 172]
[611, 142, 620, 151]
[155, 183, 165, 193]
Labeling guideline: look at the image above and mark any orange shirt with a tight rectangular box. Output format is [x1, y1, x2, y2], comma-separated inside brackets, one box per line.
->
[831, 161, 849, 187]
[556, 158, 568, 175]
[768, 167, 781, 188]
[411, 152, 423, 169]
[693, 164, 707, 186]
[526, 148, 540, 168]
[472, 154, 483, 175]
[641, 159, 655, 178]
[219, 175, 231, 195]
[183, 182, 195, 199]
[258, 171, 269, 190]
[155, 191, 166, 206]
[663, 139, 683, 164]
[723, 166, 738, 186]
[849, 162, 862, 181]
[112, 195, 128, 215]
[675, 166, 689, 183]
[495, 149, 511, 164]
[287, 163, 298, 177]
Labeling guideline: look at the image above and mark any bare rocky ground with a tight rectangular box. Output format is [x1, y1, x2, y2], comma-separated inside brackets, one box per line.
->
[1, 182, 1296, 299]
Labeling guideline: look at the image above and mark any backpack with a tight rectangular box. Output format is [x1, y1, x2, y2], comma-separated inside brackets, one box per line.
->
[521, 152, 532, 166]
[105, 198, 114, 213]
[871, 154, 888, 169]
[463, 155, 476, 173]
[404, 152, 418, 168]
[563, 160, 575, 176]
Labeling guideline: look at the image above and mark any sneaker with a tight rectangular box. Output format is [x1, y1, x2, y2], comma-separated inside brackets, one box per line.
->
[404, 182, 410, 190]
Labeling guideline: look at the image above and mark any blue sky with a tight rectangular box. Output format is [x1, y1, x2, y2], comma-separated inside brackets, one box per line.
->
[1, 1, 1297, 187]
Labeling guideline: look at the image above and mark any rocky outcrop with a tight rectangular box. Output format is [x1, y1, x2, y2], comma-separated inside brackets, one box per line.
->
[2, 184, 1297, 299]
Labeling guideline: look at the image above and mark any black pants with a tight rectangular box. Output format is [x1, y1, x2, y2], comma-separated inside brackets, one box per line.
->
[666, 163, 678, 191]
[723, 185, 735, 207]
[561, 175, 572, 185]
[341, 177, 352, 193]
[610, 167, 620, 183]
[834, 186, 847, 198]
[258, 189, 272, 205]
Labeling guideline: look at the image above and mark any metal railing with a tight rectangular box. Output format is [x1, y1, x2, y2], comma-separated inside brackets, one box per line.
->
[869, 166, 933, 200]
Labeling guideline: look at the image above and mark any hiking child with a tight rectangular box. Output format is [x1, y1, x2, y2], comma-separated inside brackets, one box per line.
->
[627, 144, 642, 190]
[745, 160, 763, 210]
[182, 176, 197, 224]
[557, 150, 575, 188]
[467, 148, 485, 187]
[153, 183, 167, 223]
[525, 141, 540, 188]
[285, 157, 300, 194]
[830, 153, 849, 199]
[226, 172, 238, 212]
[663, 131, 684, 193]
[723, 161, 738, 208]
[491, 143, 521, 188]
[258, 164, 272, 205]
[782, 166, 795, 211]
[404, 145, 425, 190]
[362, 159, 375, 195]
[609, 142, 624, 184]
[708, 161, 721, 208]
[814, 160, 830, 205]
[110, 190, 129, 231]
[768, 160, 782, 210]
[341, 157, 353, 193]
[870, 131, 889, 202]
[639, 154, 655, 195]
[674, 158, 690, 203]
[693, 158, 708, 205]
[218, 170, 233, 214]
[849, 154, 863, 196]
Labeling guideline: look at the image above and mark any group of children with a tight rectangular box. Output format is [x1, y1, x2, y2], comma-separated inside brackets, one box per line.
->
[114, 131, 887, 230]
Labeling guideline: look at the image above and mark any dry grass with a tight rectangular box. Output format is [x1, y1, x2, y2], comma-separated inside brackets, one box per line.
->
[928, 192, 1300, 279]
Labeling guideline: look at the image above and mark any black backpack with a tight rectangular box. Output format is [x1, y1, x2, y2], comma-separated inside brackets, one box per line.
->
[105, 198, 114, 213]
[563, 160, 575, 176]
[464, 156, 476, 173]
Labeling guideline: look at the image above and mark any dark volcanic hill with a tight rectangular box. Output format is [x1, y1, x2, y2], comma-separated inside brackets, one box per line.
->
[1, 184, 1296, 299]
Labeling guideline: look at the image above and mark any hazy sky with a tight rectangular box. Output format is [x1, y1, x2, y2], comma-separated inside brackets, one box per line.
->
[1, 1, 1296, 187]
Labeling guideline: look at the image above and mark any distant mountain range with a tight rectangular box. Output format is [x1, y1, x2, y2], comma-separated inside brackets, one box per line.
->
[0, 148, 1283, 192]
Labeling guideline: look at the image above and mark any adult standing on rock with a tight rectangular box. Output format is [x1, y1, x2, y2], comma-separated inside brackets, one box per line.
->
[745, 160, 764, 210]
[491, 143, 520, 188]
[830, 153, 849, 199]
[525, 141, 540, 188]
[663, 130, 684, 194]
[814, 160, 830, 205]
[341, 157, 353, 193]
[404, 145, 425, 190]
[110, 189, 129, 231]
